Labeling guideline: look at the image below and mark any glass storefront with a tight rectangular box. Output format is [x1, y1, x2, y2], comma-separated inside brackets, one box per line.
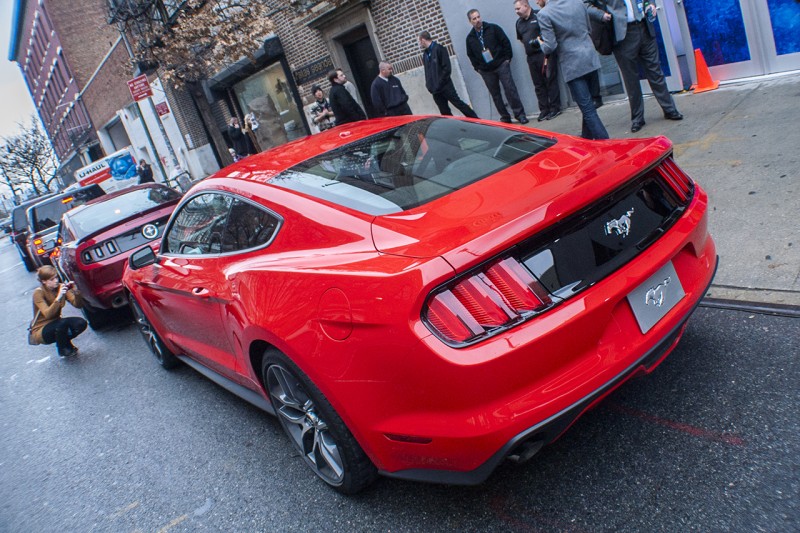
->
[233, 62, 306, 153]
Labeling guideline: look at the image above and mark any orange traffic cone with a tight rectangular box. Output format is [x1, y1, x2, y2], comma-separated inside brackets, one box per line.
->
[692, 48, 719, 94]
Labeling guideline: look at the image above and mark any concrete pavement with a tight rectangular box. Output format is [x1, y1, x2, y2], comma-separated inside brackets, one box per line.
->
[536, 71, 800, 306]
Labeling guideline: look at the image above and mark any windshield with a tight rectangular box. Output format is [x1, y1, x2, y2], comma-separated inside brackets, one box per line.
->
[30, 186, 105, 232]
[270, 118, 556, 215]
[68, 186, 181, 239]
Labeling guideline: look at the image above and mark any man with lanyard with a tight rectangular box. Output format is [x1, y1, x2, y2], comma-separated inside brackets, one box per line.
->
[515, 0, 562, 122]
[585, 0, 683, 132]
[419, 31, 478, 118]
[465, 9, 529, 124]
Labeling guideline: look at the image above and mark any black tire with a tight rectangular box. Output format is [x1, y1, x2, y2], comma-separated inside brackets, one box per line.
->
[19, 247, 35, 272]
[82, 304, 110, 331]
[129, 296, 179, 369]
[262, 350, 377, 494]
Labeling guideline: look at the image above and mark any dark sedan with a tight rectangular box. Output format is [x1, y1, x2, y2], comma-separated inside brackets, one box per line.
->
[55, 183, 182, 329]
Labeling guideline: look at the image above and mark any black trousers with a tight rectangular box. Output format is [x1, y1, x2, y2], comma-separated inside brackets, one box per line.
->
[526, 52, 561, 114]
[41, 317, 87, 350]
[432, 81, 479, 118]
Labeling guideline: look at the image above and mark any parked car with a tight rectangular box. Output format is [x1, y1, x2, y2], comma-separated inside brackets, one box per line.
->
[55, 183, 182, 329]
[26, 184, 106, 268]
[11, 193, 57, 271]
[124, 116, 717, 494]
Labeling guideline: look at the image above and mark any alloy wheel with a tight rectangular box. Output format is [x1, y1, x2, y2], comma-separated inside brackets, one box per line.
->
[266, 364, 345, 486]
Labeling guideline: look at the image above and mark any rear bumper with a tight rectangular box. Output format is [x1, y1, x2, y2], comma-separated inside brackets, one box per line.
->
[381, 256, 716, 485]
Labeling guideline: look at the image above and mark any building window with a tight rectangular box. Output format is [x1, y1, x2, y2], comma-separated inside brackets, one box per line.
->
[232, 62, 305, 151]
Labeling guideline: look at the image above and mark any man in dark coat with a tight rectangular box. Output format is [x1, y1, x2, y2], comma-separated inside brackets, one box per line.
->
[419, 31, 478, 118]
[327, 70, 367, 125]
[370, 62, 412, 117]
[136, 158, 154, 184]
[465, 9, 528, 124]
[584, 0, 683, 132]
[515, 0, 562, 121]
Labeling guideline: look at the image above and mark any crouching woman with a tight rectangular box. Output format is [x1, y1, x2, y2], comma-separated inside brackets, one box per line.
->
[29, 266, 87, 357]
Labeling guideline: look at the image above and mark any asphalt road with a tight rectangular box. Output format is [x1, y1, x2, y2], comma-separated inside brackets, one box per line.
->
[1, 239, 797, 532]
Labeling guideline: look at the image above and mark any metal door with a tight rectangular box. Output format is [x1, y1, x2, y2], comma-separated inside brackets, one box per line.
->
[673, 0, 800, 81]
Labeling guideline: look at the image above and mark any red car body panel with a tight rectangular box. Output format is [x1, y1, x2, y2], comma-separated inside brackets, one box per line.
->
[123, 117, 716, 483]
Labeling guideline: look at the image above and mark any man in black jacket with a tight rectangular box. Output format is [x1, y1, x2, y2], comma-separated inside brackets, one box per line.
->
[370, 62, 412, 117]
[419, 31, 478, 118]
[327, 70, 367, 125]
[465, 9, 528, 124]
[515, 0, 561, 121]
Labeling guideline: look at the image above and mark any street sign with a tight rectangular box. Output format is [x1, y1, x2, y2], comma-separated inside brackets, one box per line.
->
[155, 101, 170, 116]
[127, 75, 153, 102]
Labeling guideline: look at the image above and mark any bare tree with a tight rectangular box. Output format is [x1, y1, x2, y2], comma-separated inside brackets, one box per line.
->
[0, 117, 60, 200]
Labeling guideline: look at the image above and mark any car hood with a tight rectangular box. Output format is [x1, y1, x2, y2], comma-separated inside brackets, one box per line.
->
[371, 135, 672, 271]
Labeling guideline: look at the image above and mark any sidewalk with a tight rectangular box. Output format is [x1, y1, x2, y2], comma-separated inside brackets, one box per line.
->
[536, 71, 800, 306]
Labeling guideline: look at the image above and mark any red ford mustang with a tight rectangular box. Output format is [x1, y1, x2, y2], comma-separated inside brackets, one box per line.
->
[123, 116, 716, 493]
[56, 184, 182, 329]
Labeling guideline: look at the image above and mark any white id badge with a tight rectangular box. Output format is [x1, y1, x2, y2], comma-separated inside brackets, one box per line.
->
[482, 49, 493, 62]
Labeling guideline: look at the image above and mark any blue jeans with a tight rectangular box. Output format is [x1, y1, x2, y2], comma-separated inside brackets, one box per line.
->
[567, 71, 609, 140]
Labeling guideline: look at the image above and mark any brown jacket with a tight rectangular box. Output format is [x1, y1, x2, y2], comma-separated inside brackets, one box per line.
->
[29, 286, 83, 344]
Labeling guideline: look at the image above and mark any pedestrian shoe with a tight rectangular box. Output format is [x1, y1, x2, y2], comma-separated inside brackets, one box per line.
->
[517, 115, 530, 124]
[537, 112, 549, 122]
[631, 121, 646, 133]
[664, 111, 684, 120]
[500, 116, 512, 123]
[546, 109, 562, 120]
[593, 98, 604, 109]
[58, 346, 78, 357]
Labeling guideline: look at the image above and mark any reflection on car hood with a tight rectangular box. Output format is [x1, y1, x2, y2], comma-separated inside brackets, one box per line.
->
[371, 136, 672, 271]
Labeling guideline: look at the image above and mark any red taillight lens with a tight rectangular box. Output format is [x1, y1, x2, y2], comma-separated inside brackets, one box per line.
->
[658, 157, 693, 202]
[425, 257, 552, 345]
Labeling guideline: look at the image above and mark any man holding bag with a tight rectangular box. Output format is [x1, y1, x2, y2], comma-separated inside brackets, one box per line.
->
[584, 0, 683, 132]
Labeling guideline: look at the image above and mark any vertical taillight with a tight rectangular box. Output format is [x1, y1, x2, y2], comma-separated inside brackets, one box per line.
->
[424, 257, 552, 345]
[658, 157, 693, 203]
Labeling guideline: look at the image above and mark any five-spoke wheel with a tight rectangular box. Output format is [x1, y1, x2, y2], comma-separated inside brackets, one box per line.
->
[262, 351, 376, 493]
[130, 296, 179, 369]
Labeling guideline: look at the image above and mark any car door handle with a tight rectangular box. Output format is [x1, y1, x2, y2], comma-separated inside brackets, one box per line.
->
[192, 287, 211, 298]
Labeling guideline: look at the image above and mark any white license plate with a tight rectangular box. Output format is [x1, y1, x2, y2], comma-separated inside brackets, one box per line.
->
[626, 261, 685, 334]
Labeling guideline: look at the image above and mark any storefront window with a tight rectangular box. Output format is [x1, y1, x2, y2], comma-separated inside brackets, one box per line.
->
[233, 63, 306, 153]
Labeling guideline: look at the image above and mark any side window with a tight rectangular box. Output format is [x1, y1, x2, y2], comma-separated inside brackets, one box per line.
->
[164, 193, 232, 255]
[220, 199, 280, 253]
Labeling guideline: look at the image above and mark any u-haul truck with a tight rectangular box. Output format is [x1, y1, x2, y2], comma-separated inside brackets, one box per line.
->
[73, 147, 139, 193]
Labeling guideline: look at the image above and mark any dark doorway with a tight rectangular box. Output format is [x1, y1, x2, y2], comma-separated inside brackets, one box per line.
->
[341, 26, 379, 118]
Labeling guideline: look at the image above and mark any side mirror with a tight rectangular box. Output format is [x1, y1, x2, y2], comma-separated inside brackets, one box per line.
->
[129, 246, 157, 270]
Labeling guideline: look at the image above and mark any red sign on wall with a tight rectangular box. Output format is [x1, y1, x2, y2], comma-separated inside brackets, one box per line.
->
[127, 74, 153, 102]
[155, 101, 170, 116]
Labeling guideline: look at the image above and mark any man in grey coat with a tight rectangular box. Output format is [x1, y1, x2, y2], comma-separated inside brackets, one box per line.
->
[585, 0, 683, 132]
[536, 0, 609, 139]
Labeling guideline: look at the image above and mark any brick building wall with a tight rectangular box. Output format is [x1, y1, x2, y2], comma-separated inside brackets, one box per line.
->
[47, 0, 133, 129]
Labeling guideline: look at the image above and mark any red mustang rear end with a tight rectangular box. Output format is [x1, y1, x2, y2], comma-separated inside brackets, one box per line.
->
[123, 117, 716, 493]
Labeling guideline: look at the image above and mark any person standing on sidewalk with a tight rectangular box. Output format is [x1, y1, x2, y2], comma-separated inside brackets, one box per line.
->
[419, 32, 479, 118]
[465, 9, 529, 124]
[327, 69, 367, 125]
[584, 0, 683, 132]
[370, 62, 413, 117]
[515, 0, 562, 122]
[536, 0, 609, 139]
